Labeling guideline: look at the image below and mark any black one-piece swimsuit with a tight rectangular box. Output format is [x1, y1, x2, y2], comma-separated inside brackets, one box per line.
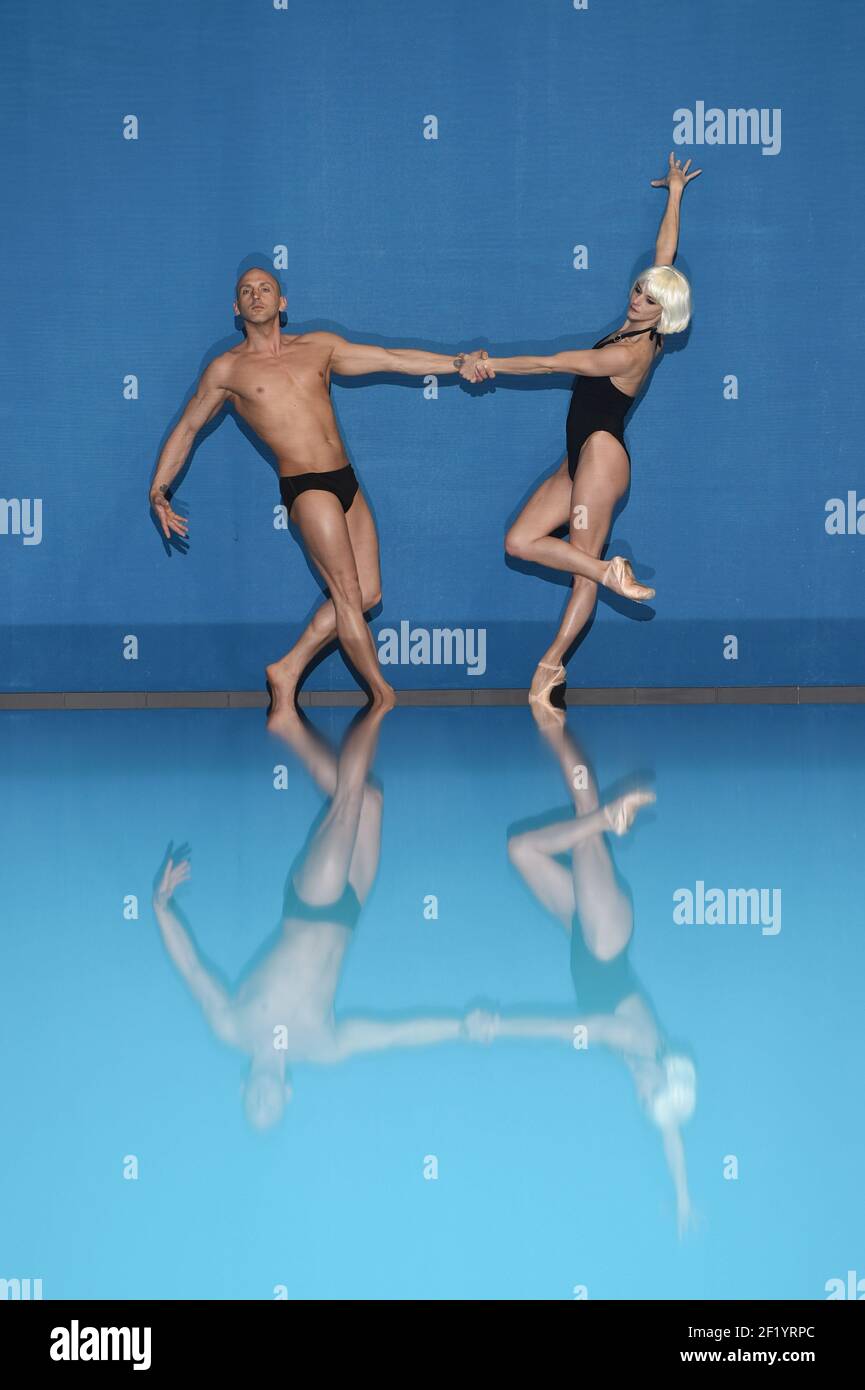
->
[565, 325, 660, 480]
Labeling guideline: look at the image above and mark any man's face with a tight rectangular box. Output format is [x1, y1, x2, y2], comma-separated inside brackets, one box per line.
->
[234, 271, 284, 325]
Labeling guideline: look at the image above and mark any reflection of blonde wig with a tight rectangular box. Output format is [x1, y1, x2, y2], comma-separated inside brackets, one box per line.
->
[632, 265, 692, 334]
[649, 1054, 697, 1127]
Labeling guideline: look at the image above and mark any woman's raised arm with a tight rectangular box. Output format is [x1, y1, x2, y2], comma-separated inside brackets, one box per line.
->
[650, 150, 701, 265]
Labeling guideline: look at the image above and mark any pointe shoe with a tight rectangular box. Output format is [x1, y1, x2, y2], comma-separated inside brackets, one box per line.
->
[528, 661, 567, 707]
[603, 555, 655, 602]
[603, 788, 657, 836]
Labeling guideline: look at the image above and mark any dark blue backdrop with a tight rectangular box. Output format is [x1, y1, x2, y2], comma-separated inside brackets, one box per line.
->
[2, 0, 862, 690]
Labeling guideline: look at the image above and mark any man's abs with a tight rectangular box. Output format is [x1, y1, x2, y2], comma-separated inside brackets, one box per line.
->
[226, 336, 349, 474]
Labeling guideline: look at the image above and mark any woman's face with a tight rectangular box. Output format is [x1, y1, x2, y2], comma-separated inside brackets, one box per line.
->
[629, 280, 661, 326]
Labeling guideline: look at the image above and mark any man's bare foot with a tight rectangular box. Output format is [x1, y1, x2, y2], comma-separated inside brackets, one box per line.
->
[603, 788, 656, 836]
[603, 556, 655, 602]
[265, 701, 307, 742]
[264, 660, 301, 716]
[528, 661, 566, 709]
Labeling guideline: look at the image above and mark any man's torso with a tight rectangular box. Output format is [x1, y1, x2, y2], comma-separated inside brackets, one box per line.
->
[222, 332, 348, 476]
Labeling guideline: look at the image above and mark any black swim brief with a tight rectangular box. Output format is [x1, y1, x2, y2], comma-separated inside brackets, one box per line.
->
[281, 873, 362, 931]
[279, 464, 359, 516]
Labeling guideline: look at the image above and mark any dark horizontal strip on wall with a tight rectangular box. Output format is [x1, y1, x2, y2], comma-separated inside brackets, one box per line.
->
[2, 687, 865, 710]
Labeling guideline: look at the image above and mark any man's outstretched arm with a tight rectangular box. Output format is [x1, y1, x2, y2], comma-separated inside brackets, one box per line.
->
[331, 1014, 464, 1059]
[149, 357, 233, 539]
[151, 853, 238, 1045]
[327, 334, 485, 378]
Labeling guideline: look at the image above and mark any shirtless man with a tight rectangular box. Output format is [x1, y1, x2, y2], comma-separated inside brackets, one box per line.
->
[148, 267, 486, 710]
[151, 706, 471, 1131]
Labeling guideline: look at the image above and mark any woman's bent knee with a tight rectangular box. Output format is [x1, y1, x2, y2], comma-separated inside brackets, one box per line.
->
[505, 529, 529, 560]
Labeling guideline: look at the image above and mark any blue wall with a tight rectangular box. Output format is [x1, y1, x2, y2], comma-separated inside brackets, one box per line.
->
[2, 0, 862, 690]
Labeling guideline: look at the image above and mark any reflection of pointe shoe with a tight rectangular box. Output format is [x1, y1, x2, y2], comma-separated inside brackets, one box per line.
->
[528, 661, 566, 708]
[530, 699, 566, 732]
[603, 788, 656, 836]
[603, 555, 655, 602]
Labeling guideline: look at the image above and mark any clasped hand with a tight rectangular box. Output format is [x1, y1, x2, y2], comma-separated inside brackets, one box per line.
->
[458, 349, 495, 384]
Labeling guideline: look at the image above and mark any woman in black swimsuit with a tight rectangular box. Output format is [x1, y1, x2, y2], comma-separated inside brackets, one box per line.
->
[461, 153, 700, 705]
[477, 708, 698, 1236]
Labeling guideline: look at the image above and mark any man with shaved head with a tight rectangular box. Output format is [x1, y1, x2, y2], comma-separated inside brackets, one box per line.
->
[149, 267, 485, 710]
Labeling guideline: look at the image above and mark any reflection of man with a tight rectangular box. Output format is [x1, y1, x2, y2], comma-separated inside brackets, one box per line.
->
[481, 708, 698, 1236]
[151, 706, 469, 1131]
[148, 267, 487, 710]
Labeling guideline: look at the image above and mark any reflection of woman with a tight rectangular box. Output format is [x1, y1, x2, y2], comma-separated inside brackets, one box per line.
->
[476, 710, 697, 1235]
[460, 153, 700, 707]
[151, 705, 469, 1132]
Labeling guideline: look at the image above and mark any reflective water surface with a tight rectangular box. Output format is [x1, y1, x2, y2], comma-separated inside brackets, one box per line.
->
[1, 703, 862, 1300]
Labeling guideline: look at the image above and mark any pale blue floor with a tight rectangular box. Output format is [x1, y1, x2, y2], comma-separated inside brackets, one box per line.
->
[1, 703, 862, 1300]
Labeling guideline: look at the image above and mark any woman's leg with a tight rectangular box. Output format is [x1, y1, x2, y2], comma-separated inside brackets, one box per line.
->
[505, 457, 588, 575]
[505, 434, 654, 601]
[269, 489, 394, 709]
[507, 718, 649, 944]
[527, 437, 648, 699]
[536, 716, 643, 959]
[266, 490, 388, 709]
[535, 437, 628, 673]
